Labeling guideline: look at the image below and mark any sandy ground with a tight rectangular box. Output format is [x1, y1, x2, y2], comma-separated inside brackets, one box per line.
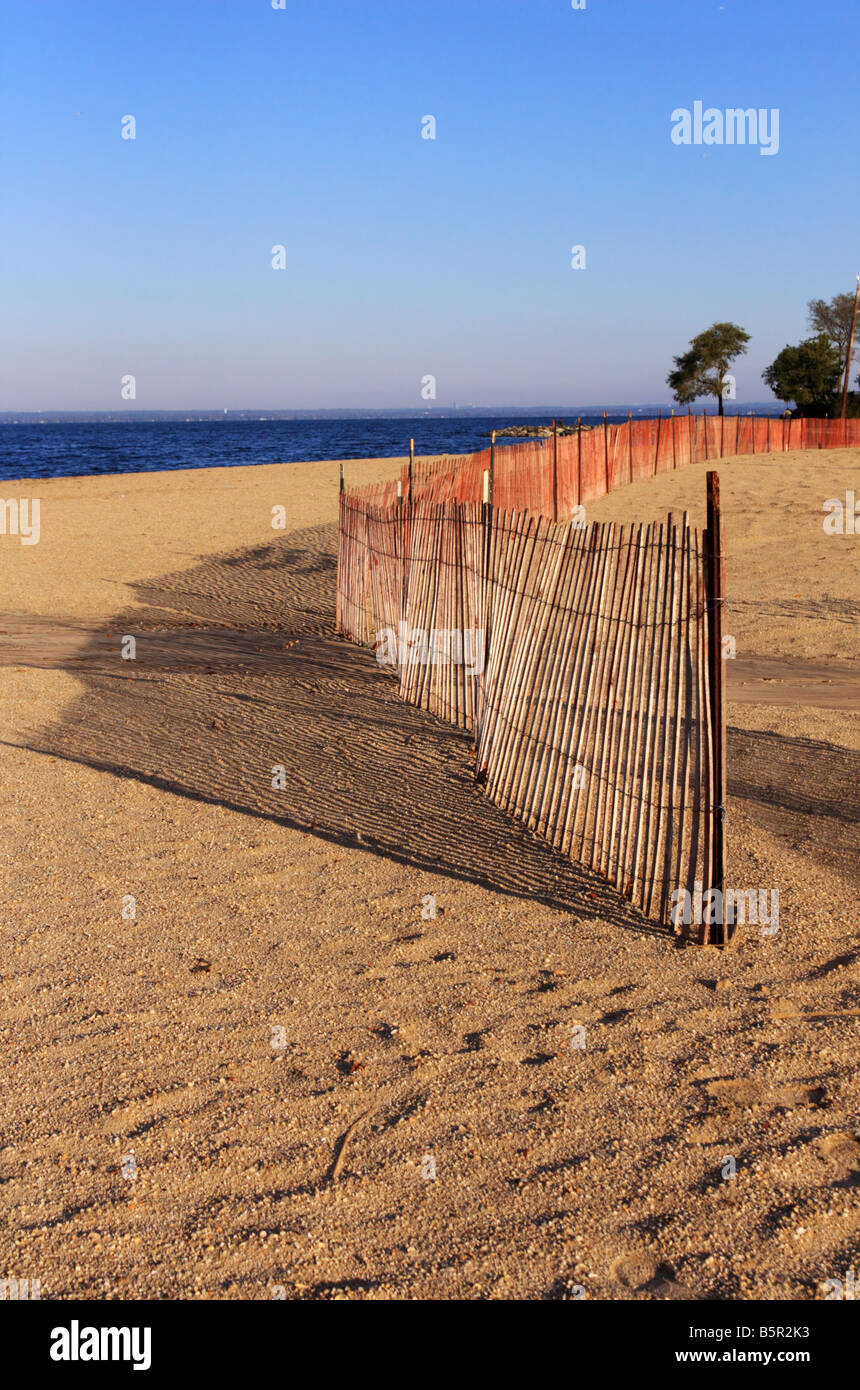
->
[0, 447, 858, 1301]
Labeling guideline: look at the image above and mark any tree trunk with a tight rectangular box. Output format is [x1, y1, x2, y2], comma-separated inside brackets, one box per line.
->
[717, 390, 724, 417]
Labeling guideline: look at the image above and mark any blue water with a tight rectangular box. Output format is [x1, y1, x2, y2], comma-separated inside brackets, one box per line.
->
[0, 414, 621, 482]
[0, 408, 785, 482]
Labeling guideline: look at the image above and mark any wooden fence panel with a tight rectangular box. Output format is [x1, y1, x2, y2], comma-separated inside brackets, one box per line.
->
[468, 514, 711, 927]
[337, 488, 722, 937]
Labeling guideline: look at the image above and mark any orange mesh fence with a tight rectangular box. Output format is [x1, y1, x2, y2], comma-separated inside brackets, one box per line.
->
[342, 414, 860, 516]
[493, 437, 555, 515]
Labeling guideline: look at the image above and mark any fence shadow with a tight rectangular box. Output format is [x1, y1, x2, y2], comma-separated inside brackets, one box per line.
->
[4, 525, 667, 936]
[728, 727, 860, 885]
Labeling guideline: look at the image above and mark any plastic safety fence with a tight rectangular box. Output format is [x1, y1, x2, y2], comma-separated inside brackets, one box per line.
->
[344, 415, 860, 519]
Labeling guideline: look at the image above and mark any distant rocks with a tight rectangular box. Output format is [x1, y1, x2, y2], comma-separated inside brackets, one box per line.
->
[490, 423, 596, 439]
[493, 425, 553, 438]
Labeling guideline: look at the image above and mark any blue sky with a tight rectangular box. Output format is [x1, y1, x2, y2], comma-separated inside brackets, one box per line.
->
[1, 0, 858, 410]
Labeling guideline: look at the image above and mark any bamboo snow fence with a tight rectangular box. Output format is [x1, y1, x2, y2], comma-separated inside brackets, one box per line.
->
[337, 454, 736, 941]
[474, 507, 718, 933]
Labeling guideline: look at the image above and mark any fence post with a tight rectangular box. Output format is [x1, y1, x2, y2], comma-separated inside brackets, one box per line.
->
[552, 418, 558, 522]
[478, 464, 493, 755]
[408, 436, 414, 505]
[338, 462, 346, 632]
[654, 410, 662, 476]
[577, 416, 583, 506]
[671, 409, 677, 469]
[705, 471, 728, 945]
[396, 477, 404, 624]
[603, 411, 610, 493]
[628, 410, 633, 483]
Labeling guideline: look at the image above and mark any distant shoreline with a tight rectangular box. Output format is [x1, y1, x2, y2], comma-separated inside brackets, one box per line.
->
[0, 403, 788, 426]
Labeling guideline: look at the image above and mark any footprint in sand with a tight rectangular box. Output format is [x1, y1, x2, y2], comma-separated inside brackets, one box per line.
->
[611, 1253, 698, 1300]
[706, 1078, 764, 1109]
[706, 1078, 826, 1111]
[818, 1131, 860, 1180]
[610, 1252, 660, 1290]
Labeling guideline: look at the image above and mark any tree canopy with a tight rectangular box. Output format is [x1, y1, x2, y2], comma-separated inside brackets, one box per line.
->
[807, 293, 858, 376]
[761, 334, 843, 416]
[667, 322, 751, 417]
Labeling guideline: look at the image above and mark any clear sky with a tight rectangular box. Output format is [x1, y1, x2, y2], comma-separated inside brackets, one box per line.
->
[1, 0, 857, 411]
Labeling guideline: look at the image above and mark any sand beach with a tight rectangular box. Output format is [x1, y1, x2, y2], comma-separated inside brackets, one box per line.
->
[1, 446, 858, 1300]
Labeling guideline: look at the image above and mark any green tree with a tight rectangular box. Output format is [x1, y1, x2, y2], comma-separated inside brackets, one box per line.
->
[761, 335, 843, 416]
[667, 322, 751, 417]
[807, 293, 858, 392]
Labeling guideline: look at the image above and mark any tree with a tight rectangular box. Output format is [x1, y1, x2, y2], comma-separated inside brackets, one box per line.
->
[807, 293, 859, 392]
[761, 335, 843, 416]
[667, 322, 751, 417]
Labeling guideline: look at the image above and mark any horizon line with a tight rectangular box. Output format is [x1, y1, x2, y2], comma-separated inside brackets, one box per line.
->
[1, 401, 786, 419]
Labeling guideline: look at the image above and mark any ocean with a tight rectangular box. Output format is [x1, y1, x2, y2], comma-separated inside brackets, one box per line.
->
[0, 413, 639, 482]
[0, 409, 786, 483]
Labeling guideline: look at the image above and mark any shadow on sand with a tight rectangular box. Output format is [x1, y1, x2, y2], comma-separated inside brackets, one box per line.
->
[4, 523, 856, 930]
[3, 524, 667, 937]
